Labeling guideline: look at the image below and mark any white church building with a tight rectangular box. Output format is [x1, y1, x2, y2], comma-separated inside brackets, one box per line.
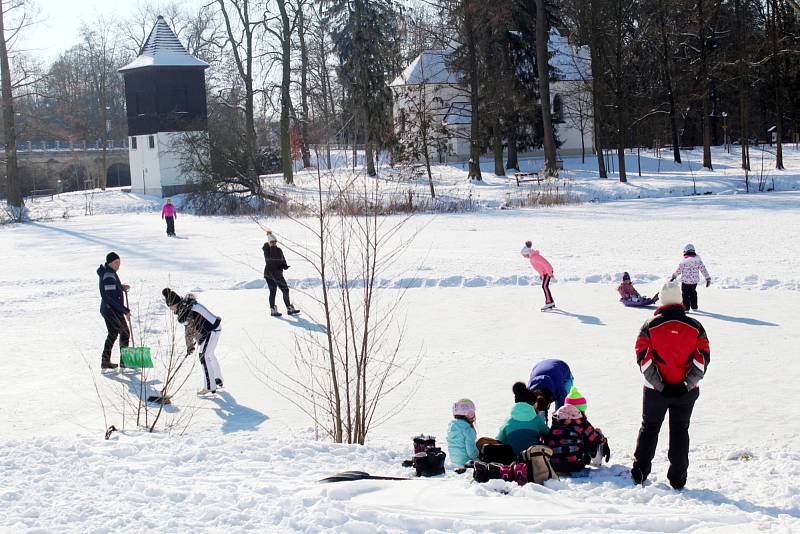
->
[390, 30, 593, 162]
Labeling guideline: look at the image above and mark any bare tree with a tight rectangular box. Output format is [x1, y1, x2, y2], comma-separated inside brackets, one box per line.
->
[254, 167, 420, 444]
[535, 0, 558, 176]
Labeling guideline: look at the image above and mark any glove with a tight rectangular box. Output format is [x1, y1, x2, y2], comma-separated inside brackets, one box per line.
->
[525, 240, 532, 248]
[662, 382, 688, 398]
[602, 442, 611, 462]
[706, 278, 711, 288]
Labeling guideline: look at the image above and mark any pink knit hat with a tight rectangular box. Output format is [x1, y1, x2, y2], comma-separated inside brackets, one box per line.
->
[554, 404, 583, 421]
[453, 399, 476, 419]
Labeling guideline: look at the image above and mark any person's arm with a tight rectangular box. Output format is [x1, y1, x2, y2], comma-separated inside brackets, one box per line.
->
[699, 259, 710, 285]
[495, 423, 507, 443]
[280, 248, 289, 270]
[686, 326, 710, 388]
[465, 425, 480, 460]
[534, 413, 550, 434]
[102, 273, 129, 314]
[635, 321, 665, 391]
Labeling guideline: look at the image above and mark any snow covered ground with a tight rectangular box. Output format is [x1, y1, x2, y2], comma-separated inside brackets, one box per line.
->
[2, 154, 800, 531]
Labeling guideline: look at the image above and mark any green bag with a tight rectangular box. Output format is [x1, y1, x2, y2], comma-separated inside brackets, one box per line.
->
[120, 346, 153, 368]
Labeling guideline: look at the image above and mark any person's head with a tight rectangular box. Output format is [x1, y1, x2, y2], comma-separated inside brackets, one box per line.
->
[530, 388, 551, 413]
[660, 277, 683, 307]
[166, 198, 173, 204]
[266, 231, 278, 246]
[683, 243, 696, 256]
[513, 382, 538, 407]
[564, 385, 588, 413]
[622, 272, 631, 283]
[452, 398, 476, 424]
[106, 252, 121, 271]
[554, 404, 583, 421]
[162, 287, 182, 312]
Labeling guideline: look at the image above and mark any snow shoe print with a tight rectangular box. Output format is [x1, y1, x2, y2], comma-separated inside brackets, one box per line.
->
[270, 307, 282, 317]
[287, 304, 300, 316]
[541, 303, 556, 311]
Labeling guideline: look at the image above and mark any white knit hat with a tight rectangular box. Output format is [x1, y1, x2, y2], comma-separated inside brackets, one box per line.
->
[683, 243, 695, 254]
[266, 230, 277, 243]
[660, 278, 683, 306]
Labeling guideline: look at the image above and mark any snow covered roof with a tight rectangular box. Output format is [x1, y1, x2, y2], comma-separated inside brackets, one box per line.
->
[549, 29, 591, 81]
[443, 102, 471, 126]
[390, 50, 459, 87]
[118, 16, 209, 72]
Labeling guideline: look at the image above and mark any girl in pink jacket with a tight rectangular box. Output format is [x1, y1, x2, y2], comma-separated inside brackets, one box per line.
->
[161, 199, 177, 237]
[521, 241, 555, 310]
[672, 244, 711, 311]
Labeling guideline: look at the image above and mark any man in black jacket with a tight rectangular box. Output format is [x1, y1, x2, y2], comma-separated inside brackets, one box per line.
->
[97, 252, 130, 370]
[262, 231, 299, 317]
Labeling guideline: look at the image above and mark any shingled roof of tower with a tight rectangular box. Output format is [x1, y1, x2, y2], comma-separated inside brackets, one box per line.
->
[118, 16, 209, 72]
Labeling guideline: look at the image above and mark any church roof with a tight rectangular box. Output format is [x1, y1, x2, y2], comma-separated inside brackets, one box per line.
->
[119, 16, 209, 72]
[390, 50, 459, 87]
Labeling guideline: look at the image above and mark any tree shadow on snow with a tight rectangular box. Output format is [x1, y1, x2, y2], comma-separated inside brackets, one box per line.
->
[28, 222, 165, 263]
[680, 487, 800, 519]
[103, 370, 162, 401]
[690, 310, 778, 327]
[208, 390, 269, 433]
[548, 308, 605, 326]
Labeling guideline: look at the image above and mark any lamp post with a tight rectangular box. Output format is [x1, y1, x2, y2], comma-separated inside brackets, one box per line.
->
[721, 112, 729, 153]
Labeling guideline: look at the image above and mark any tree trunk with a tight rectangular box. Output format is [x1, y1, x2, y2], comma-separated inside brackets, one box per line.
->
[421, 125, 435, 198]
[0, 3, 20, 211]
[298, 6, 312, 169]
[770, 0, 784, 170]
[535, 0, 557, 175]
[735, 0, 750, 171]
[658, 4, 681, 164]
[506, 128, 519, 170]
[614, 1, 627, 183]
[698, 0, 713, 170]
[464, 2, 482, 180]
[278, 0, 294, 184]
[589, 1, 607, 178]
[493, 124, 504, 176]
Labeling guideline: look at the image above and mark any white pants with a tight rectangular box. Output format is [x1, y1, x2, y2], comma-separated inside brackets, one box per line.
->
[199, 327, 223, 390]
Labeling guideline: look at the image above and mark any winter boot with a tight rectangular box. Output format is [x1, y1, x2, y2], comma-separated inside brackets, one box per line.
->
[631, 466, 646, 485]
[541, 302, 556, 311]
[287, 304, 300, 315]
[101, 361, 118, 371]
[215, 378, 224, 388]
[270, 306, 282, 317]
[197, 387, 217, 396]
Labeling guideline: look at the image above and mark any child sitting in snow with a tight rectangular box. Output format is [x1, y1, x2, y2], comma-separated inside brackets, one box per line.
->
[545, 386, 610, 473]
[446, 399, 480, 467]
[618, 272, 658, 305]
[496, 382, 550, 455]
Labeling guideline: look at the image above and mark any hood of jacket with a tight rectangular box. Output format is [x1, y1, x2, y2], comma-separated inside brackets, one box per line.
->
[509, 402, 539, 422]
[528, 375, 556, 399]
[97, 263, 110, 278]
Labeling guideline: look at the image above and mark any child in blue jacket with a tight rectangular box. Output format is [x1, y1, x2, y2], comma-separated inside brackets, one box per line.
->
[446, 399, 479, 466]
[496, 382, 550, 455]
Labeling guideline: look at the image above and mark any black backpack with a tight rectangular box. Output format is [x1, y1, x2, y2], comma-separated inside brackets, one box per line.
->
[478, 443, 516, 465]
[413, 447, 446, 477]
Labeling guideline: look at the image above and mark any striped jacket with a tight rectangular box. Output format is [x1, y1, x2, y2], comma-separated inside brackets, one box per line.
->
[635, 304, 710, 390]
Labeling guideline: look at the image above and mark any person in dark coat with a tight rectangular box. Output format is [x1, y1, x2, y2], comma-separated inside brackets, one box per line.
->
[527, 358, 574, 413]
[262, 230, 299, 317]
[631, 278, 710, 490]
[97, 252, 130, 370]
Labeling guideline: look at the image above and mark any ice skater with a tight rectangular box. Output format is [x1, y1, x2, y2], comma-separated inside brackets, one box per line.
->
[262, 230, 299, 317]
[163, 288, 224, 395]
[521, 241, 555, 311]
[671, 244, 711, 312]
[161, 198, 177, 237]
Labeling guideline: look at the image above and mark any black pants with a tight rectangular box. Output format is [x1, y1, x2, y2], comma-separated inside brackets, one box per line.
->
[101, 311, 130, 364]
[681, 283, 698, 310]
[165, 216, 175, 236]
[266, 274, 291, 309]
[633, 386, 699, 486]
[542, 274, 554, 304]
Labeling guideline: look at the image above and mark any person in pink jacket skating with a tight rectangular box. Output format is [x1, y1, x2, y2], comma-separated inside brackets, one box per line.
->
[672, 244, 711, 311]
[521, 241, 555, 311]
[161, 198, 177, 237]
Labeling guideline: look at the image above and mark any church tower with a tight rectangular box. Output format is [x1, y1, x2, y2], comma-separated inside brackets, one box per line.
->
[118, 16, 209, 197]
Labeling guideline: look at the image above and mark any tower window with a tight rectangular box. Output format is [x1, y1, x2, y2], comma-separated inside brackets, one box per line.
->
[131, 136, 137, 149]
[148, 135, 155, 149]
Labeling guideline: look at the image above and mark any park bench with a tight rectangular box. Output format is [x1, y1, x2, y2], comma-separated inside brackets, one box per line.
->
[28, 188, 56, 200]
[515, 171, 541, 186]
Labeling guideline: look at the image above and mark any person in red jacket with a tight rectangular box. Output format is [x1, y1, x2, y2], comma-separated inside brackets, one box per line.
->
[631, 278, 710, 490]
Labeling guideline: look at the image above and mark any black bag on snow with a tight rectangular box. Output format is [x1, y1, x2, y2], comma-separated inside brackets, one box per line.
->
[413, 447, 446, 477]
[478, 443, 516, 465]
[413, 435, 437, 455]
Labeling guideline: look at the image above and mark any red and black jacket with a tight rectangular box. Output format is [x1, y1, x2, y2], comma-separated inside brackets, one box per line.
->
[635, 304, 710, 390]
[545, 416, 606, 472]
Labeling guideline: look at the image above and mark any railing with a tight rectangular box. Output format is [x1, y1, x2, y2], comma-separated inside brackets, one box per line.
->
[15, 140, 129, 153]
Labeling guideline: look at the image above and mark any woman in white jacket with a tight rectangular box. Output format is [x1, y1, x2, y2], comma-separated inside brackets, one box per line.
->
[672, 244, 711, 311]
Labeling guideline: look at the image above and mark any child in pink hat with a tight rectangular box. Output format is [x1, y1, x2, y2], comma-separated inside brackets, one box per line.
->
[544, 386, 610, 473]
[446, 399, 479, 466]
